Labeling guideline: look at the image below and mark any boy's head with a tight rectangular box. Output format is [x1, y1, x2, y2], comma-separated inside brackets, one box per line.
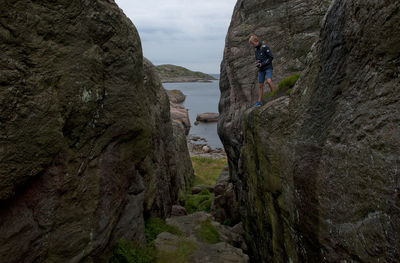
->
[249, 35, 259, 47]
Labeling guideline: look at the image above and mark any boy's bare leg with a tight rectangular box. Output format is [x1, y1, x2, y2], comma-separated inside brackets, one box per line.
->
[258, 82, 263, 102]
[267, 78, 275, 92]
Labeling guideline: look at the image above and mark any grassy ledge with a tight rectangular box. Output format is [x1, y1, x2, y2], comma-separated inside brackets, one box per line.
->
[263, 73, 300, 98]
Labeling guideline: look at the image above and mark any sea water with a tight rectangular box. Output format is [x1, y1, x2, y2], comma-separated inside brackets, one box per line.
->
[163, 79, 223, 149]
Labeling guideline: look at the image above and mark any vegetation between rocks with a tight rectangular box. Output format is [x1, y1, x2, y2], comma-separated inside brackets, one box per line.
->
[196, 218, 220, 244]
[191, 156, 227, 186]
[109, 239, 155, 263]
[156, 239, 198, 263]
[109, 218, 183, 263]
[263, 73, 300, 98]
[180, 157, 227, 214]
[184, 189, 213, 214]
[145, 218, 183, 244]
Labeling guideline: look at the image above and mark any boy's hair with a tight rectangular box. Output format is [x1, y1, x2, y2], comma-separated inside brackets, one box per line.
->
[249, 35, 259, 43]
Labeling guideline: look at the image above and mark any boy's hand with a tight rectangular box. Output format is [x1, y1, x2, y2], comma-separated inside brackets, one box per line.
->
[255, 61, 261, 68]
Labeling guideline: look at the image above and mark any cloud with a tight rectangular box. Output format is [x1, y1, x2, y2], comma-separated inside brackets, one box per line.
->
[115, 0, 237, 73]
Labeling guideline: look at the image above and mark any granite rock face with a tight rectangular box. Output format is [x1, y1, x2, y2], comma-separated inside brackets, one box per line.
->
[219, 0, 400, 262]
[218, 0, 330, 178]
[0, 1, 192, 262]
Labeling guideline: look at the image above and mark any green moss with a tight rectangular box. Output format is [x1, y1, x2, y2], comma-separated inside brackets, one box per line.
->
[262, 74, 300, 98]
[278, 74, 300, 90]
[156, 239, 197, 263]
[223, 219, 233, 227]
[196, 218, 220, 244]
[109, 239, 155, 263]
[145, 218, 183, 244]
[184, 189, 213, 214]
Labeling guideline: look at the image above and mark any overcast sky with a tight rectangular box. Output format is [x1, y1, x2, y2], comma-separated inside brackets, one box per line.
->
[115, 0, 237, 74]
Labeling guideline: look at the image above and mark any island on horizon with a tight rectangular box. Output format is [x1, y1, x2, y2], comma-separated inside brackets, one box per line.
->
[156, 64, 217, 83]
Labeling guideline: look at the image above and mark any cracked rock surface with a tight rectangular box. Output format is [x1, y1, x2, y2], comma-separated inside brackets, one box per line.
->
[0, 1, 193, 262]
[219, 0, 400, 262]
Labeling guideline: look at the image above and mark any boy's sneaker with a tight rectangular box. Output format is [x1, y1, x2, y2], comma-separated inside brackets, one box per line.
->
[254, 101, 261, 107]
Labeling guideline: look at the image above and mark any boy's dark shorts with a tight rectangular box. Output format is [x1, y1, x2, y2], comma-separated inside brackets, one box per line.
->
[258, 69, 273, 83]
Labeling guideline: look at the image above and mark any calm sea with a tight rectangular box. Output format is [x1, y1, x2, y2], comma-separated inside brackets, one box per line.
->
[163, 78, 223, 149]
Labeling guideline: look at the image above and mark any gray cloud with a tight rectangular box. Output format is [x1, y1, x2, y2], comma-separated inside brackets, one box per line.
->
[115, 0, 237, 73]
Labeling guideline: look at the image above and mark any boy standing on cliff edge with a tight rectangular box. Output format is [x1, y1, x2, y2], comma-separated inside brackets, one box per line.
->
[249, 35, 275, 107]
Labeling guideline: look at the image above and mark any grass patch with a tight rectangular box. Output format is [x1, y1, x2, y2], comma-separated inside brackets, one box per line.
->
[263, 74, 300, 98]
[223, 219, 233, 227]
[145, 218, 183, 244]
[184, 189, 213, 214]
[156, 239, 197, 263]
[191, 156, 227, 186]
[109, 239, 155, 263]
[196, 218, 220, 244]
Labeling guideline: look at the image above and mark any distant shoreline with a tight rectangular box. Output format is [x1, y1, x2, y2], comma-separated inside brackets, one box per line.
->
[156, 64, 218, 83]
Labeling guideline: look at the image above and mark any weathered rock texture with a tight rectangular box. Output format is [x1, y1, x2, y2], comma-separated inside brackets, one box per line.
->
[156, 212, 249, 262]
[219, 0, 400, 262]
[211, 167, 240, 225]
[0, 1, 193, 262]
[218, 0, 330, 180]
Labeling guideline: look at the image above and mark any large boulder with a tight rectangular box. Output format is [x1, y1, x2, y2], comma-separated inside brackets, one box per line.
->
[220, 0, 400, 262]
[165, 89, 186, 104]
[0, 1, 193, 262]
[218, 0, 330, 180]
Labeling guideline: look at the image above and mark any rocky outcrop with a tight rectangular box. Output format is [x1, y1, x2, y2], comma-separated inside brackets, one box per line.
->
[166, 89, 186, 104]
[170, 103, 191, 135]
[165, 89, 191, 135]
[218, 0, 330, 182]
[219, 0, 400, 262]
[196, 112, 219, 122]
[0, 1, 193, 262]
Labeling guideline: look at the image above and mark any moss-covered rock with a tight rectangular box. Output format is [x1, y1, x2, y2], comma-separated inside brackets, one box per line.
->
[0, 1, 193, 262]
[220, 0, 400, 262]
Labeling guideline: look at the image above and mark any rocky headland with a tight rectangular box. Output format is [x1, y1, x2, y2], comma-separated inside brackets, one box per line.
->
[156, 64, 217, 83]
[219, 0, 400, 262]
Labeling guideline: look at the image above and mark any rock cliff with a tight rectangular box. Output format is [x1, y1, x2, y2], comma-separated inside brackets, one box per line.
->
[0, 1, 193, 262]
[219, 0, 400, 262]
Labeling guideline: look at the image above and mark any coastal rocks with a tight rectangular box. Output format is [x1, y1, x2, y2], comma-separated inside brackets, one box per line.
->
[220, 0, 400, 262]
[0, 1, 193, 262]
[154, 212, 249, 262]
[196, 112, 219, 122]
[188, 143, 226, 159]
[202, 145, 211, 153]
[170, 103, 191, 135]
[166, 89, 186, 104]
[165, 89, 191, 135]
